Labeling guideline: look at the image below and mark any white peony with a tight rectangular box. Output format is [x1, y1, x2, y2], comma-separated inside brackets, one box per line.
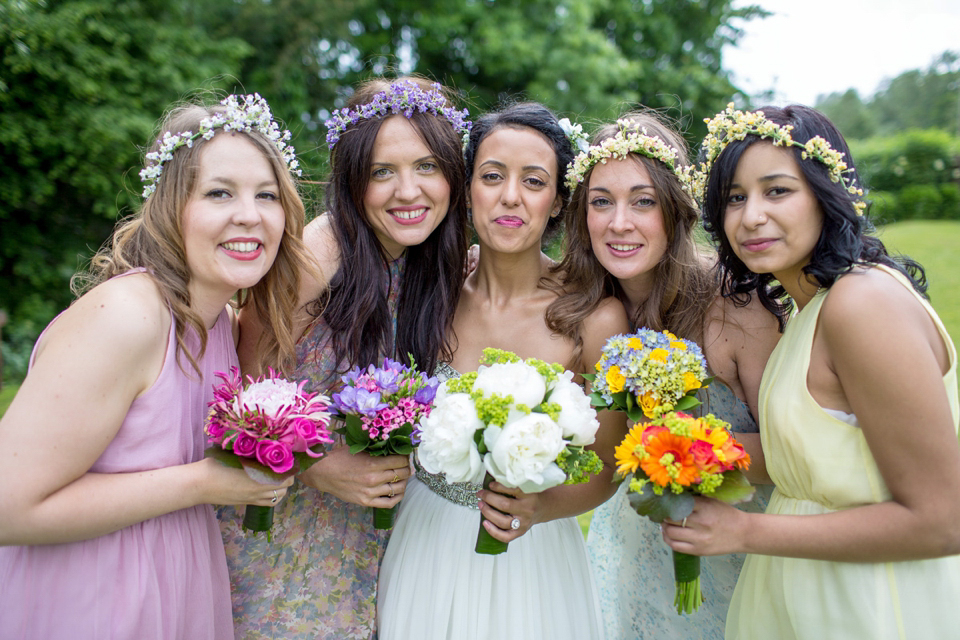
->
[237, 378, 300, 415]
[549, 371, 600, 446]
[473, 361, 547, 408]
[483, 413, 567, 493]
[417, 392, 486, 484]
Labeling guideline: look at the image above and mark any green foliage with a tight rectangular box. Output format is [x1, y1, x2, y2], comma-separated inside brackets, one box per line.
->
[1, 0, 769, 382]
[898, 185, 944, 221]
[818, 50, 960, 137]
[0, 0, 250, 380]
[853, 129, 959, 193]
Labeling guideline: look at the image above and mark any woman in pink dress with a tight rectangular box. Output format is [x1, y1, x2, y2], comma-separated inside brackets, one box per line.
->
[0, 94, 311, 640]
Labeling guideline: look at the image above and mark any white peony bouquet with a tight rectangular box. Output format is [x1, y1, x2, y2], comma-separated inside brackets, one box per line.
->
[417, 348, 603, 554]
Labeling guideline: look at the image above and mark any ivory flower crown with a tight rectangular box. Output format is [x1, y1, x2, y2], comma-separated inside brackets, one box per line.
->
[324, 80, 471, 149]
[139, 93, 300, 199]
[689, 103, 866, 216]
[564, 119, 695, 198]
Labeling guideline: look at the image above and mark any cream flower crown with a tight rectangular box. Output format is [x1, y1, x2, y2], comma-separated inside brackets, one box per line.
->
[139, 94, 300, 199]
[564, 119, 694, 197]
[324, 80, 471, 149]
[689, 103, 866, 216]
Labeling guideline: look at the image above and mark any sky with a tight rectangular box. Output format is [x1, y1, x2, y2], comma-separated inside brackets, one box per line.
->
[722, 0, 960, 106]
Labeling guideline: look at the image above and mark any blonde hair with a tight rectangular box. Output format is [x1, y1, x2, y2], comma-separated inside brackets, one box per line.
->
[74, 100, 314, 375]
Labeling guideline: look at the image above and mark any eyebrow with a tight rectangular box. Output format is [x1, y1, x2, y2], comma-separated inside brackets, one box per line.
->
[731, 173, 802, 189]
[371, 154, 438, 167]
[588, 184, 655, 194]
[479, 158, 552, 174]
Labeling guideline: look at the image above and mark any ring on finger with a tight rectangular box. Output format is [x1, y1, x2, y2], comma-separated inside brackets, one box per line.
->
[392, 472, 400, 484]
[510, 516, 521, 531]
[271, 490, 279, 505]
[681, 517, 687, 528]
[388, 483, 395, 499]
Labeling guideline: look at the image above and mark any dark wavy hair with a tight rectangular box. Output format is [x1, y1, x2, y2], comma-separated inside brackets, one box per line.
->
[550, 111, 717, 348]
[701, 104, 926, 328]
[463, 101, 575, 246]
[313, 76, 469, 380]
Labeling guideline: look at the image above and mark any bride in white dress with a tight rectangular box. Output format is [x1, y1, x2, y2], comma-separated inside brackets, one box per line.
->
[377, 103, 629, 640]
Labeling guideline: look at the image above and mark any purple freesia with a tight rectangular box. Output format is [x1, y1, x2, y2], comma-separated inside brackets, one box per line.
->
[333, 386, 388, 416]
[414, 377, 440, 404]
[372, 367, 401, 394]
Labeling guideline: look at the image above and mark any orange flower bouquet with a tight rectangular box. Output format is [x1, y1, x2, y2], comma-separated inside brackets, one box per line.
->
[615, 412, 755, 614]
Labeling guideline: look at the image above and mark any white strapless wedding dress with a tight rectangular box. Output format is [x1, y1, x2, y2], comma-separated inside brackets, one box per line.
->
[377, 363, 605, 640]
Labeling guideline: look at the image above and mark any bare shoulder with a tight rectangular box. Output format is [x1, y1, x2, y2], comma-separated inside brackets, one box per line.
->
[303, 214, 341, 291]
[40, 274, 168, 356]
[582, 296, 630, 340]
[32, 273, 170, 398]
[820, 268, 932, 333]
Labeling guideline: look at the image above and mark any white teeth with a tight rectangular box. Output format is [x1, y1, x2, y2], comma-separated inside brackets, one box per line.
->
[222, 241, 259, 252]
[392, 208, 426, 220]
[610, 244, 640, 251]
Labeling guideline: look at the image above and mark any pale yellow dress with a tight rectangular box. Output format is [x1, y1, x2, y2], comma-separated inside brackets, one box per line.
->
[726, 265, 960, 640]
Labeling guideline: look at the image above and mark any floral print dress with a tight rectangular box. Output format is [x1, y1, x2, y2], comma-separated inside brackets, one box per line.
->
[218, 257, 404, 640]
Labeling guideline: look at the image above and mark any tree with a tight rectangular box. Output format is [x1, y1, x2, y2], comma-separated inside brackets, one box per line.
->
[0, 0, 249, 378]
[815, 89, 876, 140]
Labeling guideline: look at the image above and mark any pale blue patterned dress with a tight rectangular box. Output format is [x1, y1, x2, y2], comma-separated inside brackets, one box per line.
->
[587, 380, 772, 640]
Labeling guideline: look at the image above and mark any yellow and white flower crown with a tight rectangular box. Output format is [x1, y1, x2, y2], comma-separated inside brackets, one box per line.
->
[564, 119, 695, 198]
[689, 103, 866, 216]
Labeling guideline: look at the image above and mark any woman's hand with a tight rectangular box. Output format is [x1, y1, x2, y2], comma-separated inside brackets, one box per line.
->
[195, 458, 294, 507]
[477, 480, 545, 542]
[661, 496, 749, 557]
[297, 446, 411, 508]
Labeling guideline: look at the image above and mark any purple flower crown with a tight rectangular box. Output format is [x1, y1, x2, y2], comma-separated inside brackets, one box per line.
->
[324, 80, 471, 149]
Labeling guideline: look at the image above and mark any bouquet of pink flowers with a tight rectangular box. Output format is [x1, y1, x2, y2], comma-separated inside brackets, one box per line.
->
[331, 357, 439, 529]
[205, 367, 333, 535]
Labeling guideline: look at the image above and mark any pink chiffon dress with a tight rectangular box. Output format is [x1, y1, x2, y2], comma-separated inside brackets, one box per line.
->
[0, 288, 236, 640]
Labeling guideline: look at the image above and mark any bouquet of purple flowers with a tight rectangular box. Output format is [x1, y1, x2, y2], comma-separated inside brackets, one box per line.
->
[205, 367, 333, 535]
[332, 357, 439, 528]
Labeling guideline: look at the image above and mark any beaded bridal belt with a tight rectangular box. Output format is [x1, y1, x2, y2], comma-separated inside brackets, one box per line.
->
[414, 458, 481, 511]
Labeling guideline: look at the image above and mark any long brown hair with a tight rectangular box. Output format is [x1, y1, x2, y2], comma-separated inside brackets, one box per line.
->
[313, 76, 469, 381]
[73, 100, 313, 375]
[549, 111, 716, 345]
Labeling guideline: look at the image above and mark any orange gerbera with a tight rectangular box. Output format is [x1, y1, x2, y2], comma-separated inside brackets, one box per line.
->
[614, 424, 647, 476]
[640, 430, 700, 488]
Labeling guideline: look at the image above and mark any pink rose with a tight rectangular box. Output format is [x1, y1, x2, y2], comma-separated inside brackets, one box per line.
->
[256, 440, 294, 474]
[233, 432, 258, 458]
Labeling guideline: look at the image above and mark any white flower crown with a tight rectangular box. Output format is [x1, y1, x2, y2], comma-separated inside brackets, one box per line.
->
[139, 94, 300, 199]
[324, 80, 471, 150]
[690, 103, 865, 216]
[564, 119, 695, 198]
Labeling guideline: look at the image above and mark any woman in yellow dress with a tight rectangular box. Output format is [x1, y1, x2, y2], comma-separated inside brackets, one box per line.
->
[664, 103, 960, 640]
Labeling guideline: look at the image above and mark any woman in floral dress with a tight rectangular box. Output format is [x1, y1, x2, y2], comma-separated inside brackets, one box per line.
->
[218, 77, 470, 639]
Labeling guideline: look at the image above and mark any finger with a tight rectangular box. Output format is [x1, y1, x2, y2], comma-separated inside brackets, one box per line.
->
[478, 500, 515, 532]
[477, 490, 514, 517]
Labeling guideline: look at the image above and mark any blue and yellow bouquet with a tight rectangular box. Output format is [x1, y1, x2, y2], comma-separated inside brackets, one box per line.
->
[585, 328, 709, 423]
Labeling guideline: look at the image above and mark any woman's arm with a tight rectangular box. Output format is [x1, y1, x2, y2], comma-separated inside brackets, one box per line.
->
[238, 213, 340, 374]
[0, 275, 290, 546]
[702, 294, 782, 483]
[665, 270, 960, 562]
[479, 296, 630, 541]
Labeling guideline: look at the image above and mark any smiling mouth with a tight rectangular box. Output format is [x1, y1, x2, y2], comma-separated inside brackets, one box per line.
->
[221, 241, 261, 253]
[390, 208, 427, 220]
[609, 243, 641, 252]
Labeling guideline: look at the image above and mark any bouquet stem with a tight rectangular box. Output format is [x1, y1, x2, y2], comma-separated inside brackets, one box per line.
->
[242, 505, 275, 539]
[373, 504, 398, 529]
[672, 550, 702, 614]
[475, 473, 508, 555]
